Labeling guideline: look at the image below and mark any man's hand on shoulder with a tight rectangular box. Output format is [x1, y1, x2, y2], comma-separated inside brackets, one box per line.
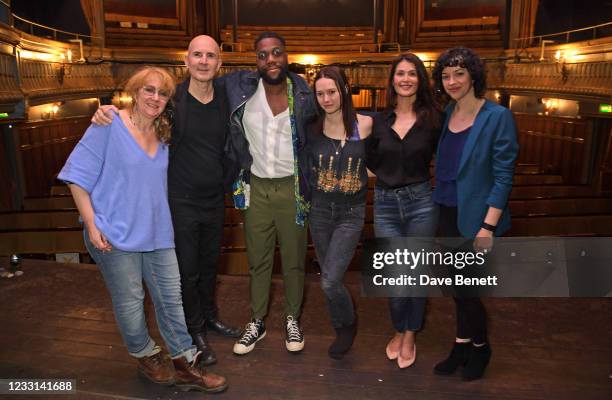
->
[91, 105, 119, 126]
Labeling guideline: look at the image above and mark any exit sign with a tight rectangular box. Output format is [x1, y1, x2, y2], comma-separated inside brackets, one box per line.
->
[0, 113, 8, 118]
[600, 104, 612, 113]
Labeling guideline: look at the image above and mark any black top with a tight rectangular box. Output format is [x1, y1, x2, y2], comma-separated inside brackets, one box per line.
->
[168, 90, 226, 198]
[366, 110, 441, 189]
[307, 122, 368, 205]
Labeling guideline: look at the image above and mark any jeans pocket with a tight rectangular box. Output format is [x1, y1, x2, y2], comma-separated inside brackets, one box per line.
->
[83, 229, 103, 261]
[309, 204, 331, 225]
[411, 184, 433, 201]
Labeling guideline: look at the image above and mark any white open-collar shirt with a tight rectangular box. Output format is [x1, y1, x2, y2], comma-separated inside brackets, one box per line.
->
[243, 79, 294, 178]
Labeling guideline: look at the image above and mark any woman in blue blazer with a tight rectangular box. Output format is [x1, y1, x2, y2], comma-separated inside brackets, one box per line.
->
[431, 47, 519, 381]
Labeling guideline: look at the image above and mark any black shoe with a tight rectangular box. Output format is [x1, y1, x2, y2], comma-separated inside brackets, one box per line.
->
[191, 332, 217, 366]
[206, 317, 242, 338]
[462, 343, 491, 381]
[328, 322, 357, 360]
[233, 319, 266, 355]
[434, 342, 471, 375]
[285, 316, 304, 353]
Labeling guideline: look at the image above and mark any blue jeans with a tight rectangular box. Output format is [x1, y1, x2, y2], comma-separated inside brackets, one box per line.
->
[373, 181, 439, 332]
[309, 200, 365, 328]
[85, 231, 196, 359]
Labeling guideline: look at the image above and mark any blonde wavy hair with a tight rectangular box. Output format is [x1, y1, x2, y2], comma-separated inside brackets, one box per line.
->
[123, 66, 176, 143]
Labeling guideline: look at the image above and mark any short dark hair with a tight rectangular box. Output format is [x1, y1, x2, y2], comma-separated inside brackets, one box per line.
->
[254, 31, 286, 49]
[312, 65, 356, 140]
[432, 46, 487, 98]
[386, 52, 440, 131]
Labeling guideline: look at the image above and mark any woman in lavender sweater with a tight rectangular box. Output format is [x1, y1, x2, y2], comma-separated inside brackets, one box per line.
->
[58, 66, 226, 393]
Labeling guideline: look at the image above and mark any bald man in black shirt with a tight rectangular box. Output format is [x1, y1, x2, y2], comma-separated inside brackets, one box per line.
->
[92, 35, 241, 367]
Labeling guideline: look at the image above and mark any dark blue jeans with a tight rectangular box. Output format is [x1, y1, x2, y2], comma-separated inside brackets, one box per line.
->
[374, 181, 439, 332]
[309, 200, 365, 328]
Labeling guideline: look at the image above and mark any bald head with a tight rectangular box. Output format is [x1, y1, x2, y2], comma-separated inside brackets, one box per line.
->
[188, 35, 220, 56]
[185, 35, 222, 83]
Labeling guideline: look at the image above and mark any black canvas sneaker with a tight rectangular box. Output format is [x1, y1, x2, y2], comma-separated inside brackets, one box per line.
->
[285, 315, 304, 352]
[233, 319, 266, 355]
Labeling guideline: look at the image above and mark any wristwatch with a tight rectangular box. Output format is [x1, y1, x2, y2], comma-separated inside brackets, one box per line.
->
[480, 222, 496, 232]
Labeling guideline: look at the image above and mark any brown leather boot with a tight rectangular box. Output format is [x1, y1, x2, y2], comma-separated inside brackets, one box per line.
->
[172, 352, 228, 393]
[136, 349, 175, 385]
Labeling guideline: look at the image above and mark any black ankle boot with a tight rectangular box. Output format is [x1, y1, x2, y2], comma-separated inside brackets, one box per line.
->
[191, 332, 217, 366]
[328, 322, 357, 360]
[462, 343, 491, 381]
[434, 342, 471, 375]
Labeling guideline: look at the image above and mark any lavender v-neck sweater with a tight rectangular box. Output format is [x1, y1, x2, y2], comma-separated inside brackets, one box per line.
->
[59, 116, 173, 251]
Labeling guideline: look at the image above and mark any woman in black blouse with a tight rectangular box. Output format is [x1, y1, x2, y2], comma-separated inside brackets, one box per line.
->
[307, 66, 372, 359]
[366, 53, 442, 368]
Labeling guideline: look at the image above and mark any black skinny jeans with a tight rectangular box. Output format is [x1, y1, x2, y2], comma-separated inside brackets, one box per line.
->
[309, 200, 365, 329]
[438, 205, 488, 344]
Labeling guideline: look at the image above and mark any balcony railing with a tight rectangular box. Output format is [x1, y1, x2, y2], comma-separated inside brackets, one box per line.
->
[514, 21, 612, 48]
[11, 14, 101, 44]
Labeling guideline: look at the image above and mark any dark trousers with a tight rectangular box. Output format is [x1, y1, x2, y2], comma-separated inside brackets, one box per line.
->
[439, 205, 488, 344]
[169, 194, 224, 336]
[309, 200, 365, 328]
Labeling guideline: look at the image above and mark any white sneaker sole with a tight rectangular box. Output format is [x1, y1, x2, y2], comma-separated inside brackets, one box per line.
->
[285, 339, 305, 352]
[233, 331, 266, 355]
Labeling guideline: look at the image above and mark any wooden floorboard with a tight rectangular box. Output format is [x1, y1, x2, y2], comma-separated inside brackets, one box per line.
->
[0, 258, 610, 399]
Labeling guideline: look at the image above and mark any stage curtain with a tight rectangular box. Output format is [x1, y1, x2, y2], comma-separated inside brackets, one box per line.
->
[203, 0, 221, 41]
[509, 0, 539, 48]
[383, 0, 400, 43]
[401, 0, 418, 45]
[79, 0, 105, 49]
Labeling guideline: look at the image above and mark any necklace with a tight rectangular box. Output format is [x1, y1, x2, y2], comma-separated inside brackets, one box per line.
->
[323, 124, 345, 156]
[329, 138, 342, 155]
[129, 111, 152, 133]
[129, 111, 139, 128]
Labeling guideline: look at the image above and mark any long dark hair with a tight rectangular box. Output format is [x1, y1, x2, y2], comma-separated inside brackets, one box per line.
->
[386, 53, 441, 131]
[312, 65, 356, 139]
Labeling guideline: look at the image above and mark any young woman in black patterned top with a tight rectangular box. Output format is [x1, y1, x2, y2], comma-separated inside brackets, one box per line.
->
[307, 66, 372, 359]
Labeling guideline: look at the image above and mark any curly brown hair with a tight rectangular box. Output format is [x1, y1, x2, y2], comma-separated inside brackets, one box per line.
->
[432, 47, 487, 99]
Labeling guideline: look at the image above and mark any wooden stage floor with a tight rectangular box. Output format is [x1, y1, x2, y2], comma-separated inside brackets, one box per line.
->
[0, 258, 611, 399]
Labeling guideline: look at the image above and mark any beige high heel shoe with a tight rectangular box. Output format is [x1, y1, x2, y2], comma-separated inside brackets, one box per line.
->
[385, 334, 401, 360]
[397, 344, 416, 369]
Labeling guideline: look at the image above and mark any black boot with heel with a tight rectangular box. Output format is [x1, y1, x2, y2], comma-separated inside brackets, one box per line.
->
[434, 342, 471, 375]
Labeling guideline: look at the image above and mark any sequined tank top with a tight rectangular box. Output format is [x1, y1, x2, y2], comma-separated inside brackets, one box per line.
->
[307, 121, 368, 205]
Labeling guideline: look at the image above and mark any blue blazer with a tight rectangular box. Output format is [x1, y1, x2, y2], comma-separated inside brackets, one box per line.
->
[436, 100, 519, 238]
